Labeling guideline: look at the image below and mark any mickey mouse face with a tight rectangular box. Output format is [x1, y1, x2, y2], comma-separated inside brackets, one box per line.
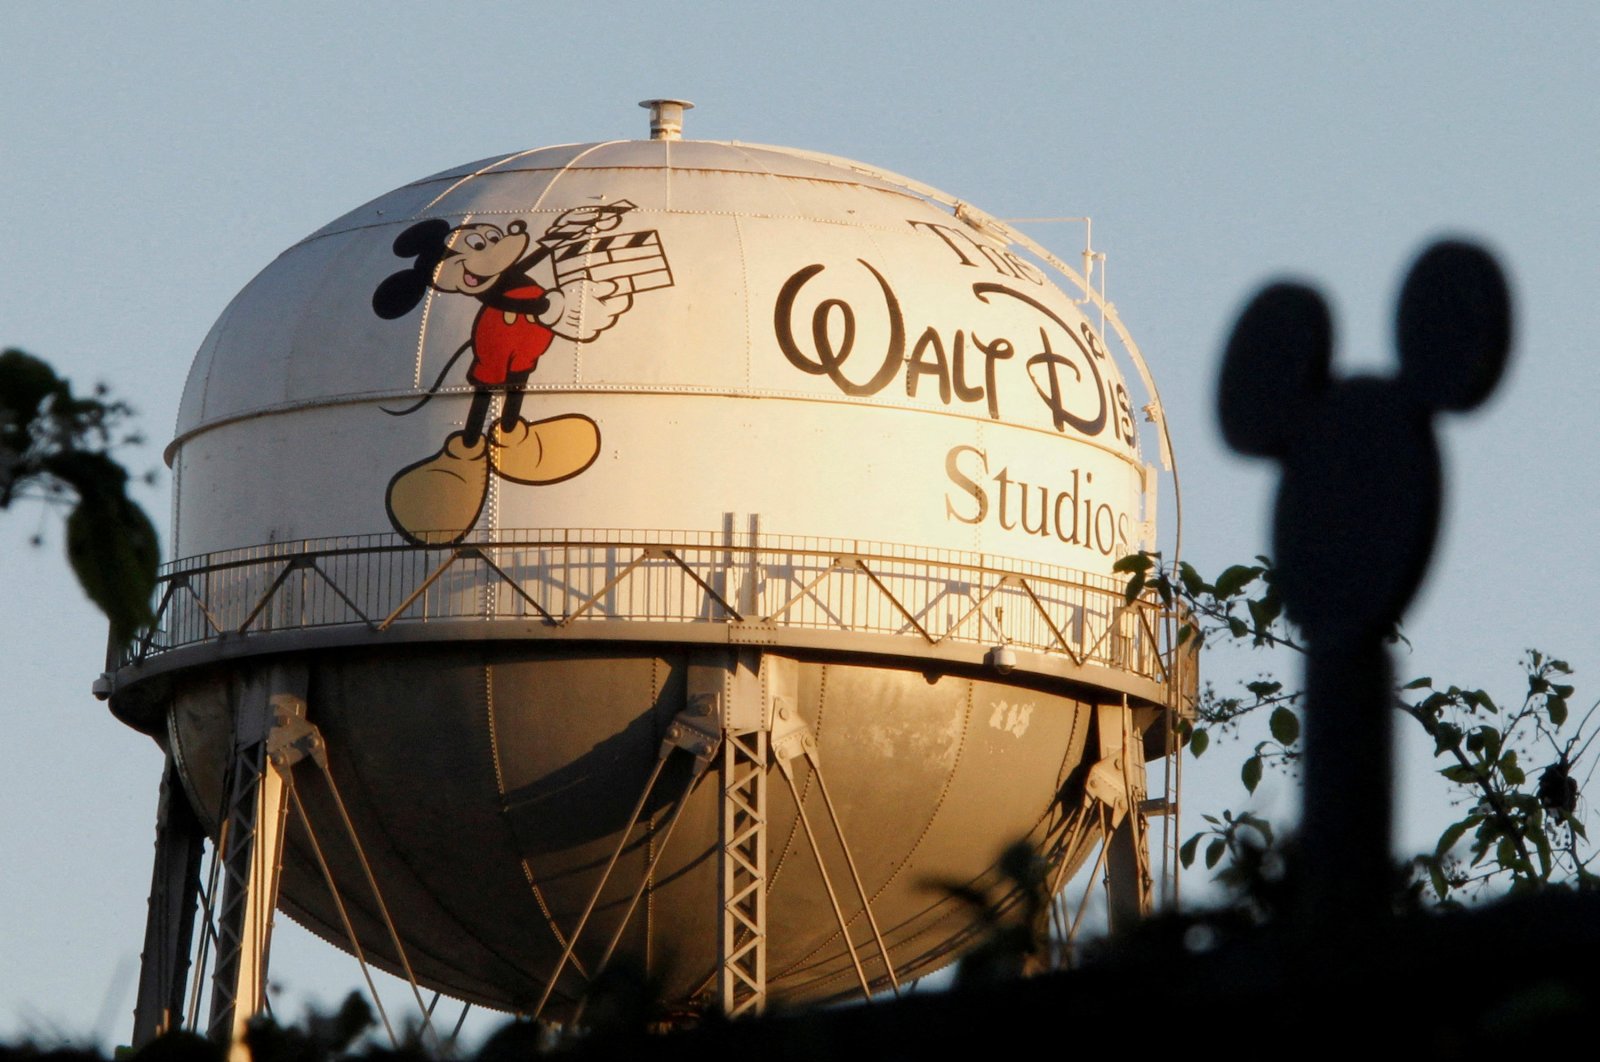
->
[432, 223, 531, 295]
[371, 218, 534, 318]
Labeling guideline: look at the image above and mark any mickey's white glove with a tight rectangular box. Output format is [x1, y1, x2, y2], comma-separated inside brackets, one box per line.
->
[539, 278, 632, 341]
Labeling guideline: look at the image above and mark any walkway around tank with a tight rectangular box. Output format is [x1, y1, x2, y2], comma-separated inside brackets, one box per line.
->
[109, 528, 1195, 725]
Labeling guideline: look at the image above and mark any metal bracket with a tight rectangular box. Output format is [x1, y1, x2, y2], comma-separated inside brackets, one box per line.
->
[1094, 701, 1152, 932]
[665, 691, 722, 764]
[267, 700, 325, 771]
[769, 694, 816, 776]
[1084, 752, 1133, 827]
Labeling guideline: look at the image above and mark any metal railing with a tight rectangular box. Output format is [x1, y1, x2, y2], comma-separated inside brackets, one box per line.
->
[124, 529, 1186, 689]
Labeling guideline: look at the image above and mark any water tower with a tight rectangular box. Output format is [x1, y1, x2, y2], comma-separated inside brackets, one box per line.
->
[105, 101, 1192, 1046]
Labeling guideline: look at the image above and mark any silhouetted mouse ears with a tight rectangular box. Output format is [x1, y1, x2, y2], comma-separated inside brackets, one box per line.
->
[1396, 239, 1512, 412]
[372, 219, 453, 320]
[1217, 283, 1332, 458]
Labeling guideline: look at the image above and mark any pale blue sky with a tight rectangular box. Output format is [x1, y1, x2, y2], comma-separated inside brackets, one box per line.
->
[4, 1, 1598, 1045]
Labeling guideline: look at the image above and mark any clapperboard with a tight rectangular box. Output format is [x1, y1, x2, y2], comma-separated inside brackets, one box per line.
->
[549, 226, 673, 297]
[549, 229, 673, 296]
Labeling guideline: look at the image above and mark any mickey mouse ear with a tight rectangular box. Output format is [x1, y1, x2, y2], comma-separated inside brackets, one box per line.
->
[1218, 283, 1333, 458]
[393, 219, 451, 258]
[1396, 240, 1511, 412]
[372, 271, 428, 320]
[370, 220, 454, 320]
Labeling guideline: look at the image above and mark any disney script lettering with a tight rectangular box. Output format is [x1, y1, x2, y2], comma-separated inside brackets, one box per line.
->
[773, 261, 1137, 449]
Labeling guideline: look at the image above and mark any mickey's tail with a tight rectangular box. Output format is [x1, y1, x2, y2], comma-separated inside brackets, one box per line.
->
[381, 340, 473, 416]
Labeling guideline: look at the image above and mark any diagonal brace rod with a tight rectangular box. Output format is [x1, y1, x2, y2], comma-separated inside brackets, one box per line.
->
[530, 748, 673, 1019]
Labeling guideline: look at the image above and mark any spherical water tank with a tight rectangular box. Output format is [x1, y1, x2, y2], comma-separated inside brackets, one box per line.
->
[111, 110, 1186, 1020]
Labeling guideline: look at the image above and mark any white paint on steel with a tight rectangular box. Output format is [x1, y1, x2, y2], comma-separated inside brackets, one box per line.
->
[169, 139, 1161, 580]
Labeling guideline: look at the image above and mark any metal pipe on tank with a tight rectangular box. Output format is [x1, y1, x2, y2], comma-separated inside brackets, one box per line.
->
[640, 98, 693, 140]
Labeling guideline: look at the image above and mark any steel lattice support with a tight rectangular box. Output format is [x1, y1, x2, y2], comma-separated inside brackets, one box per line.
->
[131, 755, 207, 1046]
[206, 740, 280, 1045]
[207, 664, 307, 1052]
[719, 727, 768, 1017]
[1094, 701, 1153, 931]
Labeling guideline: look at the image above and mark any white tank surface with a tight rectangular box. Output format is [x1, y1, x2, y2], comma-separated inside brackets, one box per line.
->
[113, 104, 1189, 1034]
[170, 136, 1154, 565]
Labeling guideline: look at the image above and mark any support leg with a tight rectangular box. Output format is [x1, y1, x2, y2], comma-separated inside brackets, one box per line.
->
[1092, 702, 1152, 934]
[719, 728, 768, 1017]
[697, 652, 769, 1018]
[207, 663, 306, 1054]
[131, 754, 206, 1046]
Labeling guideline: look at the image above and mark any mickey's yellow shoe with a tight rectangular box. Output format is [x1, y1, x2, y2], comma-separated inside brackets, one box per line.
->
[490, 415, 601, 485]
[385, 432, 490, 546]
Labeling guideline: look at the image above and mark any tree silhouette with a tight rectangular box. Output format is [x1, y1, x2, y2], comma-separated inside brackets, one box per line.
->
[0, 347, 159, 647]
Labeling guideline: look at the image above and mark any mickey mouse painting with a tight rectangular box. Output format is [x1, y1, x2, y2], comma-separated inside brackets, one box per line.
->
[372, 201, 672, 545]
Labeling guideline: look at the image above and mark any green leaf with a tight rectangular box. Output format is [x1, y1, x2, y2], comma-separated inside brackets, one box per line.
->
[1269, 706, 1300, 745]
[1214, 564, 1260, 599]
[1189, 728, 1209, 757]
[0, 347, 69, 433]
[1402, 676, 1432, 690]
[1548, 696, 1568, 727]
[1179, 834, 1201, 868]
[1204, 838, 1226, 870]
[1467, 726, 1500, 758]
[1441, 764, 1481, 785]
[1246, 595, 1282, 635]
[1428, 860, 1449, 901]
[1227, 616, 1249, 639]
[1241, 755, 1263, 794]
[48, 452, 160, 646]
[1431, 722, 1462, 757]
[1122, 571, 1146, 605]
[1435, 817, 1473, 857]
[1177, 562, 1206, 598]
[1112, 552, 1153, 574]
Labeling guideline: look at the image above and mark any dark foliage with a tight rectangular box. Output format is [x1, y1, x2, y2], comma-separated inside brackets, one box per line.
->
[0, 348, 158, 647]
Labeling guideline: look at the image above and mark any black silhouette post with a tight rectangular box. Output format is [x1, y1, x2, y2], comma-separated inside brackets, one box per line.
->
[1217, 240, 1512, 925]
